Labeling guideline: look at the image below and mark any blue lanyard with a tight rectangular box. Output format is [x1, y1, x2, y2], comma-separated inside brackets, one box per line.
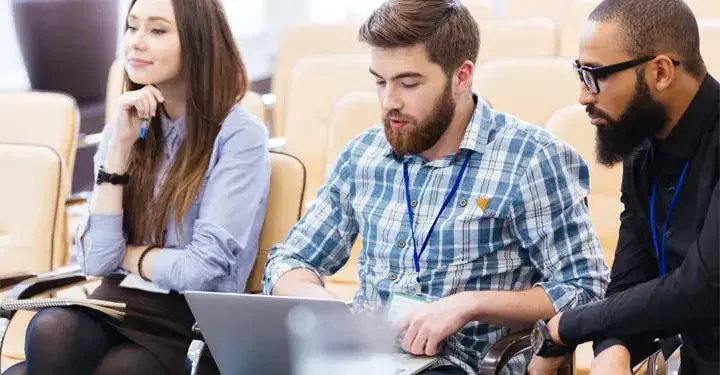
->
[649, 161, 689, 276]
[403, 152, 472, 283]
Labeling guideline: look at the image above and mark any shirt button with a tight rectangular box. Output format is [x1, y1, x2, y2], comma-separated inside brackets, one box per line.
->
[398, 240, 406, 248]
[665, 230, 673, 239]
[410, 200, 418, 208]
[459, 199, 468, 207]
[388, 273, 397, 281]
[668, 186, 676, 193]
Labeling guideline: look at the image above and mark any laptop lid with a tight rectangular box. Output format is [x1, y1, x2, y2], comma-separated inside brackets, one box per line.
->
[185, 291, 350, 375]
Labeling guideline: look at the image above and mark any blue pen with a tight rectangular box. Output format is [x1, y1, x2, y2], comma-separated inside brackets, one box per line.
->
[139, 120, 148, 140]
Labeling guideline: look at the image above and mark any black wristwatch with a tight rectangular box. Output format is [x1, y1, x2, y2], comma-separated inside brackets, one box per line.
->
[96, 166, 130, 186]
[530, 319, 574, 358]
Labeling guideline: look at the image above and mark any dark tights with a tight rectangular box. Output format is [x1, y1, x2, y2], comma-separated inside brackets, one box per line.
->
[2, 307, 168, 375]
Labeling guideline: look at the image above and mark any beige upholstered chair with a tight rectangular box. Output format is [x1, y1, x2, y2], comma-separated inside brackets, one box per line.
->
[506, 0, 572, 22]
[246, 152, 307, 293]
[699, 19, 720, 79]
[283, 54, 376, 206]
[473, 57, 579, 126]
[478, 18, 558, 61]
[270, 23, 369, 136]
[557, 0, 602, 57]
[0, 92, 80, 268]
[688, 0, 720, 18]
[0, 143, 65, 371]
[462, 0, 496, 21]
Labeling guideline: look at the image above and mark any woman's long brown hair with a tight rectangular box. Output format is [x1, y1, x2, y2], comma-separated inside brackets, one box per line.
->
[122, 0, 248, 245]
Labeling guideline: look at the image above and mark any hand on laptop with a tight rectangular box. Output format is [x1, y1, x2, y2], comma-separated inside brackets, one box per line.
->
[393, 293, 474, 356]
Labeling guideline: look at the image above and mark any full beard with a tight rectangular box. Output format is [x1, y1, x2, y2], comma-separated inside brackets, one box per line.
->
[384, 83, 456, 157]
[590, 72, 668, 167]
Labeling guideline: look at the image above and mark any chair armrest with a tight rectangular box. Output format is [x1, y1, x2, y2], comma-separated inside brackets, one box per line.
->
[67, 191, 91, 205]
[268, 136, 286, 152]
[77, 132, 103, 149]
[0, 272, 38, 291]
[478, 329, 532, 375]
[261, 93, 276, 109]
[478, 328, 574, 375]
[185, 322, 207, 375]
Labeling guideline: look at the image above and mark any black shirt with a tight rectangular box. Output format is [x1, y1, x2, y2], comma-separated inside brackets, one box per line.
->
[558, 74, 720, 374]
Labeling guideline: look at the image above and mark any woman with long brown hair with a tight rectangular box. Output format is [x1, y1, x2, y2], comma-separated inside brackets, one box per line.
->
[3, 0, 270, 374]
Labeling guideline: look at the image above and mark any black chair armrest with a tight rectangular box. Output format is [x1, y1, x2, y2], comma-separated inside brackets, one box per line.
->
[0, 272, 38, 291]
[477, 328, 573, 375]
[478, 329, 533, 375]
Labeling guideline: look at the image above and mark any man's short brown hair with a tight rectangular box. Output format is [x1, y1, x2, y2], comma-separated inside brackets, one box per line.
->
[359, 0, 480, 77]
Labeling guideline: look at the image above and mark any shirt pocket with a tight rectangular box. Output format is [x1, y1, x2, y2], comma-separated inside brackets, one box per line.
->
[453, 197, 511, 259]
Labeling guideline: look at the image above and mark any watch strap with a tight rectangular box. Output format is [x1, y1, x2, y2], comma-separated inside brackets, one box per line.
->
[97, 166, 130, 186]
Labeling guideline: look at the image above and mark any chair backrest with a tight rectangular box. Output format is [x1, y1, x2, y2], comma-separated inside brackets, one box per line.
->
[104, 58, 266, 124]
[558, 0, 602, 57]
[284, 54, 376, 205]
[0, 92, 80, 267]
[473, 57, 579, 126]
[478, 18, 558, 61]
[0, 143, 63, 275]
[325, 91, 382, 175]
[462, 0, 496, 21]
[699, 19, 720, 78]
[546, 105, 623, 265]
[545, 105, 622, 196]
[506, 0, 572, 22]
[688, 0, 720, 18]
[242, 91, 266, 124]
[246, 152, 306, 293]
[271, 23, 369, 136]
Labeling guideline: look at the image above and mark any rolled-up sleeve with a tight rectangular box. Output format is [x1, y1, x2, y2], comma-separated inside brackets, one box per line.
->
[150, 122, 270, 292]
[73, 123, 129, 277]
[509, 139, 610, 312]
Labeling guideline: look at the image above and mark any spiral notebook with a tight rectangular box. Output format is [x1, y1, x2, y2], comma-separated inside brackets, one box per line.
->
[0, 298, 127, 320]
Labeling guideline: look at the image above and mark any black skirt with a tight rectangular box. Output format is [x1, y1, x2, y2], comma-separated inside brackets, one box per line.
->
[89, 274, 219, 375]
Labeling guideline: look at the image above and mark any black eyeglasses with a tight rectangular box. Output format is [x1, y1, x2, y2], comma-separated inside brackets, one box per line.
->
[572, 56, 681, 94]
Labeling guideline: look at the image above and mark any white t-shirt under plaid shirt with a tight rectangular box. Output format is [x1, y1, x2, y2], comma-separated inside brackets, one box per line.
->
[263, 95, 609, 374]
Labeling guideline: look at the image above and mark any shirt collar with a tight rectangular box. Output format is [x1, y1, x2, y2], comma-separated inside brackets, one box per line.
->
[383, 92, 492, 161]
[160, 112, 186, 140]
[655, 73, 720, 159]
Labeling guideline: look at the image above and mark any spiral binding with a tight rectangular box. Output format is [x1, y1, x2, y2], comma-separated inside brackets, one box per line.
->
[0, 298, 127, 320]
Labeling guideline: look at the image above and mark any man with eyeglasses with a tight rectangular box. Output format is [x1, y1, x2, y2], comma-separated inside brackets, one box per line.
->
[526, 0, 719, 374]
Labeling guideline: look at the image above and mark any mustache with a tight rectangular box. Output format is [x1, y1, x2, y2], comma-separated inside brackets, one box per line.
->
[586, 105, 613, 122]
[384, 110, 415, 122]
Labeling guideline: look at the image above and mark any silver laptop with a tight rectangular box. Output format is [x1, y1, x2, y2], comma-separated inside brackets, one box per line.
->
[185, 292, 437, 375]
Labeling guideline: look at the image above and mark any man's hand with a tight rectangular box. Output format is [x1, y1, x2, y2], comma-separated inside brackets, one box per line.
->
[395, 292, 474, 356]
[590, 345, 632, 375]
